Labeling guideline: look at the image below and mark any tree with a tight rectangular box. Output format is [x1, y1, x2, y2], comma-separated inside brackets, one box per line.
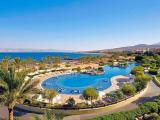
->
[83, 88, 98, 104]
[43, 89, 57, 105]
[131, 66, 144, 75]
[121, 83, 136, 96]
[42, 56, 53, 64]
[1, 56, 11, 70]
[13, 57, 21, 72]
[135, 55, 143, 62]
[53, 57, 61, 66]
[0, 66, 39, 120]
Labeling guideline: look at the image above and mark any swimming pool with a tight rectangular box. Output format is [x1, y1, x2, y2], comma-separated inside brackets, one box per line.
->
[41, 63, 136, 94]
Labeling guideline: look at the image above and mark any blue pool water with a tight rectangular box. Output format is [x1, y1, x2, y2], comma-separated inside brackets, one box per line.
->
[42, 63, 136, 94]
[0, 52, 99, 61]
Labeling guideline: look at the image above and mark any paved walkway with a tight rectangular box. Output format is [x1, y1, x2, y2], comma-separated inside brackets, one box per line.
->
[0, 81, 160, 120]
[64, 81, 160, 120]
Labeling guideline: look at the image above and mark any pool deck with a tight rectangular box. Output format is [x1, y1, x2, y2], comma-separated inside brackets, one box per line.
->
[103, 75, 133, 93]
[34, 69, 132, 103]
[59, 75, 132, 104]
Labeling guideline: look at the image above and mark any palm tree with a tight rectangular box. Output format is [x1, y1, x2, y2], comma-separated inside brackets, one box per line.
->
[0, 65, 39, 120]
[13, 57, 21, 72]
[1, 56, 11, 70]
[53, 57, 61, 68]
[43, 89, 58, 105]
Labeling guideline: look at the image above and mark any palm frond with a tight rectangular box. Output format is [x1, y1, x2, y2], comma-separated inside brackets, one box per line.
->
[0, 80, 9, 90]
[0, 91, 9, 104]
[44, 109, 56, 120]
[20, 79, 40, 95]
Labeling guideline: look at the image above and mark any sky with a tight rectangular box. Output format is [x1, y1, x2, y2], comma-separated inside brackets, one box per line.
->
[0, 0, 160, 51]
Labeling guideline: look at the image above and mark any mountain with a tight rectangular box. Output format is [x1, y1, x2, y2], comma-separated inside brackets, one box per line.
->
[91, 43, 160, 53]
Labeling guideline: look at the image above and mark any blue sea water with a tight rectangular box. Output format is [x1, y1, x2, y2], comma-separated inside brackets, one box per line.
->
[0, 52, 99, 61]
[42, 63, 136, 94]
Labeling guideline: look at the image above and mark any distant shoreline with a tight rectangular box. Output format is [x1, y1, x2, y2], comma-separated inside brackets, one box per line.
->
[0, 52, 100, 61]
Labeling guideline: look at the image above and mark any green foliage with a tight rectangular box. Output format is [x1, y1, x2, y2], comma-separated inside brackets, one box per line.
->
[66, 97, 76, 107]
[121, 83, 136, 96]
[32, 110, 63, 120]
[54, 112, 64, 120]
[135, 75, 152, 91]
[14, 117, 20, 120]
[157, 74, 160, 82]
[72, 67, 81, 72]
[83, 88, 98, 102]
[0, 65, 40, 120]
[99, 62, 108, 66]
[106, 91, 124, 102]
[79, 56, 103, 64]
[44, 109, 56, 120]
[131, 66, 144, 75]
[140, 102, 158, 114]
[90, 96, 160, 120]
[142, 63, 150, 67]
[114, 91, 124, 99]
[135, 56, 143, 62]
[43, 89, 58, 104]
[149, 69, 158, 75]
[145, 113, 160, 120]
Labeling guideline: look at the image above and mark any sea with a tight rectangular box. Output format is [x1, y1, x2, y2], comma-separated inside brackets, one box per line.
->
[0, 52, 100, 61]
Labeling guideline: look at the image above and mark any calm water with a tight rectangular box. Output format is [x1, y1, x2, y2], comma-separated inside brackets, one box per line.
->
[0, 52, 99, 61]
[42, 63, 136, 94]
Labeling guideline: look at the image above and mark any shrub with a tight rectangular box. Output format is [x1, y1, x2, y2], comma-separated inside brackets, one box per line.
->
[157, 73, 160, 77]
[144, 113, 160, 120]
[134, 75, 152, 91]
[121, 83, 136, 96]
[72, 67, 81, 72]
[154, 97, 160, 110]
[149, 69, 158, 75]
[135, 82, 145, 91]
[89, 98, 160, 120]
[114, 91, 124, 100]
[141, 102, 158, 113]
[66, 97, 76, 107]
[76, 103, 87, 109]
[142, 63, 150, 68]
